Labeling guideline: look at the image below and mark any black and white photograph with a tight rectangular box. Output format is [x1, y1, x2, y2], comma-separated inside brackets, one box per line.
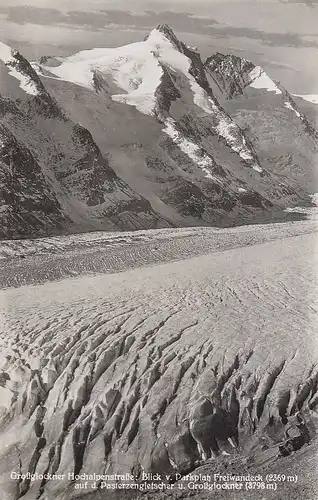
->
[0, 0, 317, 499]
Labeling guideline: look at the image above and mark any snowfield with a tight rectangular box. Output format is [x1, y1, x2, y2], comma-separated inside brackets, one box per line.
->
[0, 222, 317, 500]
[39, 27, 222, 119]
[40, 28, 194, 116]
[292, 94, 318, 105]
[249, 66, 282, 95]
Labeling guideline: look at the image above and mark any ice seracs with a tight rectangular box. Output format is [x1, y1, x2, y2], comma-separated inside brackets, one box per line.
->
[0, 227, 317, 499]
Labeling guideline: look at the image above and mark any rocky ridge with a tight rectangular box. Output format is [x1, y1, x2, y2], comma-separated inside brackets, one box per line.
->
[205, 51, 318, 193]
[0, 26, 317, 238]
[0, 43, 168, 238]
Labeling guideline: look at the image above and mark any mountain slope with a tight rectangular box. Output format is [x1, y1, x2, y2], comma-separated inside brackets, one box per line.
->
[0, 120, 67, 239]
[0, 27, 316, 239]
[0, 42, 168, 238]
[205, 53, 318, 193]
[32, 25, 314, 228]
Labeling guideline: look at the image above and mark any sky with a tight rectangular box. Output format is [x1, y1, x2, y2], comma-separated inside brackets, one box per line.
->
[0, 0, 317, 92]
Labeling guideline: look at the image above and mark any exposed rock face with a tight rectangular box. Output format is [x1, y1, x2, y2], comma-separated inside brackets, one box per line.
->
[205, 52, 318, 142]
[204, 51, 318, 193]
[205, 53, 255, 99]
[36, 27, 316, 230]
[0, 28, 317, 239]
[0, 45, 167, 238]
[154, 63, 182, 114]
[0, 122, 67, 239]
[0, 43, 63, 118]
[277, 85, 318, 141]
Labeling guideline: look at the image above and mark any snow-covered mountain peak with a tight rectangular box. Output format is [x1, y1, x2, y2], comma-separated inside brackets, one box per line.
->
[147, 23, 184, 51]
[34, 32, 264, 172]
[156, 23, 176, 37]
[205, 52, 254, 76]
[37, 29, 206, 117]
[204, 51, 318, 139]
[205, 52, 318, 139]
[0, 30, 315, 239]
[205, 53, 283, 98]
